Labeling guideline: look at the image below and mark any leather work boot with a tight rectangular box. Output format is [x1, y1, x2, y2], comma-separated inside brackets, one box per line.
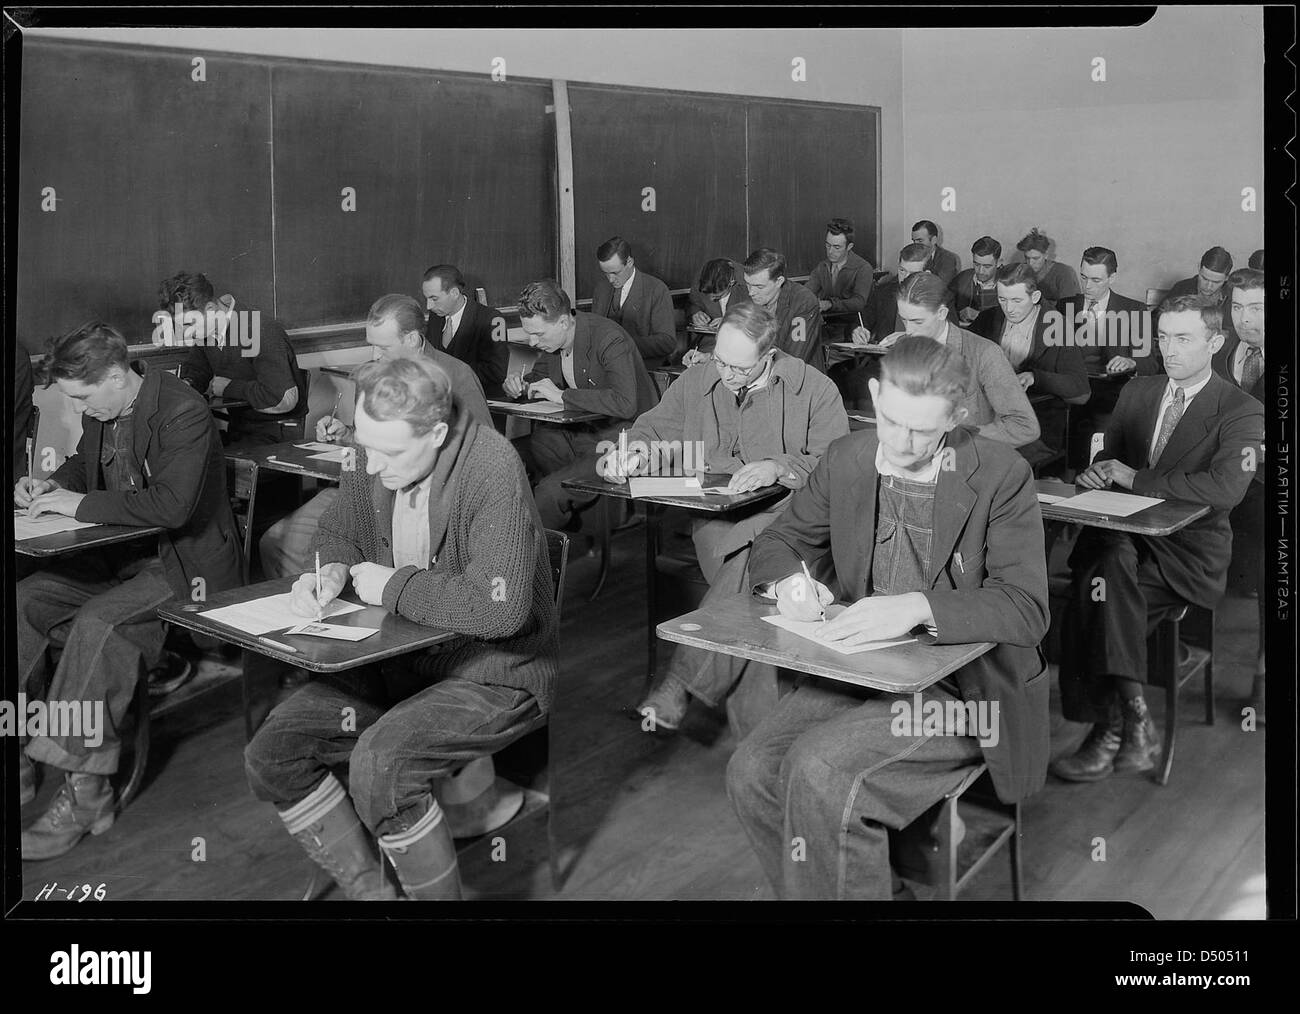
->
[378, 796, 463, 901]
[1114, 695, 1162, 773]
[22, 772, 115, 861]
[636, 676, 690, 733]
[280, 775, 398, 901]
[1050, 715, 1123, 783]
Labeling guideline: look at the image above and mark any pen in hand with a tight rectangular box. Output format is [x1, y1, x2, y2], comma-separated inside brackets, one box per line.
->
[315, 550, 324, 622]
[800, 560, 825, 625]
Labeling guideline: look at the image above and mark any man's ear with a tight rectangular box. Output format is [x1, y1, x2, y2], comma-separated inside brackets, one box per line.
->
[947, 405, 970, 431]
[430, 421, 450, 449]
[1031, 290, 1042, 306]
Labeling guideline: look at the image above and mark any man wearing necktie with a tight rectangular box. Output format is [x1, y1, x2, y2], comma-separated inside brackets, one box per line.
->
[1051, 294, 1263, 782]
[591, 237, 676, 370]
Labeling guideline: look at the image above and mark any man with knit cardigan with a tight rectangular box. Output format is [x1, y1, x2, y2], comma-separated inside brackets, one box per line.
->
[243, 350, 558, 901]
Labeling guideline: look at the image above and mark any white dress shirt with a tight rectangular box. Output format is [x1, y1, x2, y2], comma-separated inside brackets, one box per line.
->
[392, 470, 436, 570]
[442, 296, 467, 348]
[1147, 371, 1213, 464]
[1233, 340, 1263, 385]
[616, 269, 637, 310]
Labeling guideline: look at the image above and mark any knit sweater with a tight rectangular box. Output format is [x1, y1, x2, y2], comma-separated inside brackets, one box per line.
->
[312, 417, 559, 712]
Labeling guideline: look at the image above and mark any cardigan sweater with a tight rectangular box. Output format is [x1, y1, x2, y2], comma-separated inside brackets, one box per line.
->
[313, 415, 559, 712]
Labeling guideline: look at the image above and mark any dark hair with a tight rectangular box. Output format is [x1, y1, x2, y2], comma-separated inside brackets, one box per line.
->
[43, 321, 130, 388]
[1157, 293, 1223, 337]
[698, 258, 736, 296]
[596, 236, 632, 264]
[1247, 249, 1264, 271]
[353, 348, 453, 437]
[911, 220, 939, 239]
[158, 271, 216, 312]
[826, 218, 855, 243]
[880, 334, 971, 409]
[367, 293, 426, 337]
[718, 302, 779, 355]
[742, 247, 786, 281]
[996, 262, 1040, 295]
[421, 264, 466, 294]
[1080, 246, 1119, 275]
[1199, 246, 1234, 275]
[899, 242, 929, 264]
[896, 271, 951, 314]
[518, 279, 574, 322]
[970, 236, 1002, 260]
[1016, 228, 1052, 255]
[1227, 267, 1265, 294]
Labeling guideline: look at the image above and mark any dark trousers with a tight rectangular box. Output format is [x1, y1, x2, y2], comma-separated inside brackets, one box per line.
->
[1058, 528, 1188, 725]
[19, 553, 174, 775]
[726, 678, 983, 900]
[243, 666, 541, 836]
[516, 425, 603, 531]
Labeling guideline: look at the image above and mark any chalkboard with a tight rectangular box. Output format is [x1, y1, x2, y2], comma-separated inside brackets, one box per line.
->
[747, 101, 879, 275]
[569, 85, 748, 299]
[271, 65, 555, 324]
[16, 40, 275, 354]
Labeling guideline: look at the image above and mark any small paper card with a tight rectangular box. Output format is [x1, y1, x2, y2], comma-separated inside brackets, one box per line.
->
[761, 604, 916, 656]
[487, 400, 566, 415]
[285, 622, 379, 641]
[628, 477, 704, 498]
[293, 442, 339, 452]
[1056, 490, 1164, 517]
[307, 447, 352, 463]
[1036, 493, 1068, 504]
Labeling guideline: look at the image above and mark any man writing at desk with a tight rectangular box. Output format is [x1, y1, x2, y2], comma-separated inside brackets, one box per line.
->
[15, 322, 242, 858]
[244, 351, 558, 900]
[726, 335, 1050, 900]
[600, 302, 848, 732]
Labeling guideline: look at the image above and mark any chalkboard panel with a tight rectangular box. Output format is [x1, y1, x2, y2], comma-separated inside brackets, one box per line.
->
[272, 65, 555, 324]
[569, 85, 748, 299]
[746, 101, 879, 276]
[16, 40, 275, 354]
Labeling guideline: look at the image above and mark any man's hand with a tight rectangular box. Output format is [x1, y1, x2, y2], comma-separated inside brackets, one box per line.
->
[851, 325, 873, 346]
[211, 376, 232, 398]
[316, 415, 352, 443]
[815, 592, 931, 647]
[775, 572, 834, 622]
[1077, 458, 1137, 491]
[958, 306, 979, 325]
[528, 378, 564, 404]
[682, 349, 712, 368]
[349, 562, 398, 606]
[26, 489, 85, 519]
[597, 449, 645, 485]
[15, 477, 57, 509]
[730, 459, 781, 492]
[503, 373, 527, 399]
[1106, 356, 1137, 374]
[691, 311, 712, 327]
[1017, 372, 1035, 391]
[288, 562, 350, 617]
[818, 299, 833, 312]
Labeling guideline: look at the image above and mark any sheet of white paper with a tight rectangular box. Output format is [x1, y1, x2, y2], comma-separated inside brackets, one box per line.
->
[487, 400, 566, 415]
[761, 604, 916, 656]
[628, 477, 704, 499]
[306, 447, 351, 463]
[293, 442, 339, 452]
[200, 593, 364, 635]
[1036, 493, 1068, 504]
[14, 512, 101, 540]
[285, 622, 379, 641]
[1056, 490, 1164, 517]
[848, 413, 876, 424]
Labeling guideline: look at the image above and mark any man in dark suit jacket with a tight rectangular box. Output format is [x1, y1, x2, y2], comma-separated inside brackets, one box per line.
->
[912, 219, 961, 286]
[1166, 245, 1234, 304]
[804, 217, 875, 341]
[591, 237, 677, 370]
[1052, 294, 1263, 782]
[728, 335, 1049, 900]
[725, 247, 824, 368]
[161, 271, 308, 448]
[422, 263, 510, 397]
[1212, 267, 1266, 719]
[509, 279, 658, 531]
[16, 322, 242, 859]
[972, 263, 1089, 471]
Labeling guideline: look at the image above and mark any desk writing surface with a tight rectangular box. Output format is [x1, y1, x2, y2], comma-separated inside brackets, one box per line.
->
[487, 402, 607, 426]
[208, 397, 251, 412]
[562, 473, 786, 514]
[657, 596, 993, 694]
[227, 440, 345, 483]
[828, 342, 888, 355]
[14, 522, 165, 558]
[1034, 480, 1208, 537]
[158, 577, 455, 673]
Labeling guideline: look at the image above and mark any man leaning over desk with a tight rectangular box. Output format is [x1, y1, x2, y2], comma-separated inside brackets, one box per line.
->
[244, 350, 558, 901]
[726, 334, 1050, 901]
[16, 322, 242, 859]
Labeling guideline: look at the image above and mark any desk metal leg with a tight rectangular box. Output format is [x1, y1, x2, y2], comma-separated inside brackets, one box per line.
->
[588, 497, 613, 602]
[242, 462, 260, 586]
[645, 504, 662, 695]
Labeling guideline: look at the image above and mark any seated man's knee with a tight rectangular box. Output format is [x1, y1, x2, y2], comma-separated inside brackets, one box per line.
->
[726, 737, 774, 810]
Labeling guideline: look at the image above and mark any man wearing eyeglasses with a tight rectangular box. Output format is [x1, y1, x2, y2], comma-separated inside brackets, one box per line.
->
[599, 302, 848, 733]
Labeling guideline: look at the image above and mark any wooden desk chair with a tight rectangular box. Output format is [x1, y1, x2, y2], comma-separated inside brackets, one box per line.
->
[922, 765, 1023, 901]
[1145, 604, 1215, 786]
[302, 529, 570, 899]
[1145, 287, 1168, 310]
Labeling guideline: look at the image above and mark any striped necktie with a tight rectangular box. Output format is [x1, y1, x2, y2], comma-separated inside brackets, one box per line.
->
[1241, 346, 1263, 392]
[1149, 387, 1185, 467]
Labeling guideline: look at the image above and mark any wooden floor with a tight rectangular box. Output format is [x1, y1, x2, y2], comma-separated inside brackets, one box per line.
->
[18, 524, 1267, 916]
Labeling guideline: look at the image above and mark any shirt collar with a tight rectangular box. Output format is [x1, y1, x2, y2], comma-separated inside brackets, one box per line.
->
[875, 438, 945, 484]
[621, 269, 637, 297]
[1167, 370, 1213, 403]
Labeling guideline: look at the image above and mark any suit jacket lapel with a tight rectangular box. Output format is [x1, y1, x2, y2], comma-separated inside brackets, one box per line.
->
[927, 431, 977, 587]
[132, 371, 162, 484]
[1155, 373, 1221, 470]
[848, 437, 878, 598]
[622, 273, 643, 320]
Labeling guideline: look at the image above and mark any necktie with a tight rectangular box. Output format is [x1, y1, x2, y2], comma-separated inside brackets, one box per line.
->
[735, 385, 750, 408]
[1241, 346, 1263, 392]
[830, 261, 842, 288]
[442, 314, 454, 349]
[1149, 387, 1185, 467]
[608, 285, 624, 324]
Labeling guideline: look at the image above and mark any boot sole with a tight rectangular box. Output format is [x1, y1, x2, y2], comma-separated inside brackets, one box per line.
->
[1049, 764, 1115, 783]
[21, 811, 115, 861]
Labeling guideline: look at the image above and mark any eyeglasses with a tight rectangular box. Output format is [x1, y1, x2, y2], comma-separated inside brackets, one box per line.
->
[713, 353, 769, 378]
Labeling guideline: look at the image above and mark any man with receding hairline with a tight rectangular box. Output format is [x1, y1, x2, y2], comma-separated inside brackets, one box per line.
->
[591, 236, 676, 370]
[422, 264, 509, 397]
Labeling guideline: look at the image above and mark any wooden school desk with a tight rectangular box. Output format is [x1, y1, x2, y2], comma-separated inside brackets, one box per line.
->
[658, 595, 994, 694]
[561, 473, 787, 691]
[486, 400, 608, 427]
[15, 520, 165, 558]
[1034, 478, 1210, 560]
